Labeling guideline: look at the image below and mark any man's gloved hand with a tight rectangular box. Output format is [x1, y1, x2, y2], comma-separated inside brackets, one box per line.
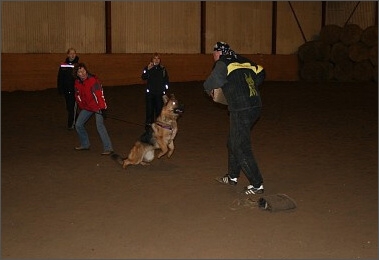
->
[100, 109, 107, 119]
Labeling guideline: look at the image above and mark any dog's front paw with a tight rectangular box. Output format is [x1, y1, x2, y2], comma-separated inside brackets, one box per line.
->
[122, 160, 130, 169]
[157, 152, 167, 158]
[140, 162, 151, 165]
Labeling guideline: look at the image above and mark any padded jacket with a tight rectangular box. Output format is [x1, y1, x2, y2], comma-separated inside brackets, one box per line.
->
[57, 56, 79, 95]
[204, 54, 265, 111]
[141, 64, 169, 95]
[74, 74, 107, 112]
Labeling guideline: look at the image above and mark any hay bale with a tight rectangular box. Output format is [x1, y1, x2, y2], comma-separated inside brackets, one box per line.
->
[313, 41, 331, 61]
[331, 42, 350, 64]
[340, 24, 363, 46]
[333, 59, 354, 82]
[300, 61, 334, 82]
[320, 24, 343, 45]
[369, 44, 378, 67]
[348, 41, 370, 62]
[353, 60, 374, 81]
[361, 25, 378, 47]
[298, 42, 319, 63]
[298, 40, 331, 63]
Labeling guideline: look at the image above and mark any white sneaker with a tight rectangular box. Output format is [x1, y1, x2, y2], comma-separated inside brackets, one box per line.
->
[243, 184, 264, 195]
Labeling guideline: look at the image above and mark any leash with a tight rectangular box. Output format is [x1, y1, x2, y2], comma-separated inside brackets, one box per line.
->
[95, 111, 145, 127]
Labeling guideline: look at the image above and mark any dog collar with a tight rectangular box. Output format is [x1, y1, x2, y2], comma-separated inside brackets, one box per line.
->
[156, 122, 172, 131]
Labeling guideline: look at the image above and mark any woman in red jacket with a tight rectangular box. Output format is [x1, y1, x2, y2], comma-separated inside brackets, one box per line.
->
[73, 63, 113, 155]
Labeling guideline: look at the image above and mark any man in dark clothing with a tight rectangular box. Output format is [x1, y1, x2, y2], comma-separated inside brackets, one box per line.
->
[141, 53, 169, 129]
[57, 47, 79, 130]
[203, 41, 266, 195]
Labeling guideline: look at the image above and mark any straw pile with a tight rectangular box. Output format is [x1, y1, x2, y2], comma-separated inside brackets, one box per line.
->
[298, 24, 377, 82]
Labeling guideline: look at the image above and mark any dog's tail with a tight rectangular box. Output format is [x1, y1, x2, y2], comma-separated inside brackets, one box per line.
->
[110, 152, 125, 166]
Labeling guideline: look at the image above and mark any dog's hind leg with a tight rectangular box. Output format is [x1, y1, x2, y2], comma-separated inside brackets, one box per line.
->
[167, 141, 175, 158]
[143, 149, 155, 162]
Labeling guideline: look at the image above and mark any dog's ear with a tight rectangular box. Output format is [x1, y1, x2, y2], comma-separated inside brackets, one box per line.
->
[162, 94, 169, 104]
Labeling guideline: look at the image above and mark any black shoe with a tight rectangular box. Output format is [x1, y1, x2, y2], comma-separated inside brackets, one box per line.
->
[216, 174, 237, 186]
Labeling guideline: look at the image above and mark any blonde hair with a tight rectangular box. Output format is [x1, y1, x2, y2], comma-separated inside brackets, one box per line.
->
[67, 47, 76, 54]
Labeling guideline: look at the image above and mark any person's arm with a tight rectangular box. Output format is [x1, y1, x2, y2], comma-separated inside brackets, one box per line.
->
[203, 61, 228, 95]
[141, 62, 153, 80]
[141, 66, 149, 80]
[163, 67, 169, 94]
[74, 80, 83, 109]
[57, 67, 63, 95]
[251, 64, 266, 87]
[92, 78, 107, 110]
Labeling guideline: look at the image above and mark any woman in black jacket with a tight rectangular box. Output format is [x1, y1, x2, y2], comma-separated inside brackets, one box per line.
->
[141, 52, 169, 130]
[57, 47, 79, 130]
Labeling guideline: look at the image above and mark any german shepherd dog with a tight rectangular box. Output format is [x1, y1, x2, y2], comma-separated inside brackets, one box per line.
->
[111, 94, 184, 170]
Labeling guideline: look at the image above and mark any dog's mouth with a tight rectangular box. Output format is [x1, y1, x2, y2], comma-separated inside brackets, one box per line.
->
[173, 104, 185, 114]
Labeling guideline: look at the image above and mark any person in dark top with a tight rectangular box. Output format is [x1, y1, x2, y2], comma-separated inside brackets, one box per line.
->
[57, 47, 79, 130]
[141, 52, 169, 129]
[203, 41, 266, 195]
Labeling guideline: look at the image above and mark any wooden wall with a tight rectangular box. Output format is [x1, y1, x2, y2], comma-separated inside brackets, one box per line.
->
[205, 1, 273, 54]
[277, 2, 322, 54]
[326, 1, 377, 28]
[2, 2, 106, 53]
[111, 2, 201, 53]
[1, 1, 376, 91]
[2, 2, 376, 54]
[1, 53, 299, 92]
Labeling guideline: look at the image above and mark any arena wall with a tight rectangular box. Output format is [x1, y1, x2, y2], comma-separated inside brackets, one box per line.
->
[1, 53, 299, 92]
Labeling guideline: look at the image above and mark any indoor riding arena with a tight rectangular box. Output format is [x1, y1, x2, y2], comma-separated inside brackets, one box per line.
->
[1, 2, 378, 259]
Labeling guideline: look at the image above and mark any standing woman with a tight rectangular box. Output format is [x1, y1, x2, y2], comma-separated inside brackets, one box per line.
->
[73, 63, 114, 155]
[141, 52, 169, 130]
[57, 47, 79, 130]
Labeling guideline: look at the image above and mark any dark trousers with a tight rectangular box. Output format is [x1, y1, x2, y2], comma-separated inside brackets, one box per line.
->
[227, 107, 263, 187]
[145, 93, 163, 125]
[65, 92, 76, 128]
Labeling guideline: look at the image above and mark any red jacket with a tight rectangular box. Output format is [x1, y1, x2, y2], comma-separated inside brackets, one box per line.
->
[74, 74, 107, 112]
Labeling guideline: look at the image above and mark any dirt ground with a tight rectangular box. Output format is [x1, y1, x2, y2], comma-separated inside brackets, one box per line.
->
[1, 81, 378, 259]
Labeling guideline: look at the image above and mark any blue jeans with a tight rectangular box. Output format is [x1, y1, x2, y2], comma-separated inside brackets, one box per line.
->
[75, 109, 113, 151]
[227, 107, 263, 187]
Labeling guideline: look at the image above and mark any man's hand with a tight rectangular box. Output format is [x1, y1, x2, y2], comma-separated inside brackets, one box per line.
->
[101, 109, 107, 119]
